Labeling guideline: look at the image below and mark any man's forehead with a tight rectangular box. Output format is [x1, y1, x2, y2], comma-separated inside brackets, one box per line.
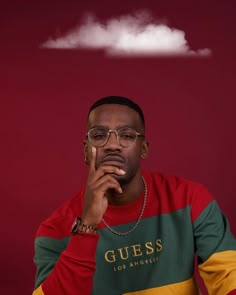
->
[88, 104, 141, 127]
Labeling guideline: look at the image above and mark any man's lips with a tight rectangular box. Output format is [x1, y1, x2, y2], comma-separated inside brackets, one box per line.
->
[100, 155, 125, 167]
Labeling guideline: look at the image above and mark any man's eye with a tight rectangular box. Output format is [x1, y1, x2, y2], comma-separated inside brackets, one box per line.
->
[93, 134, 106, 139]
[120, 133, 135, 139]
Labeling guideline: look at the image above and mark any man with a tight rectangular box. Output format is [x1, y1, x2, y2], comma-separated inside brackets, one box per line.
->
[33, 96, 236, 295]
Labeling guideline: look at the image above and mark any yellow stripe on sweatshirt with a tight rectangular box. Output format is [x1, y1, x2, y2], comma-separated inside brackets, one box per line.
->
[32, 285, 44, 295]
[199, 250, 236, 295]
[123, 277, 202, 295]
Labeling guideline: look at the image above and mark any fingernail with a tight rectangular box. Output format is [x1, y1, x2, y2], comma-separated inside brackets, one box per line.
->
[119, 169, 126, 174]
[119, 187, 123, 193]
[92, 146, 96, 153]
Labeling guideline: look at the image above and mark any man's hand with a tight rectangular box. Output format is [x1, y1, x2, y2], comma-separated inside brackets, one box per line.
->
[81, 147, 126, 227]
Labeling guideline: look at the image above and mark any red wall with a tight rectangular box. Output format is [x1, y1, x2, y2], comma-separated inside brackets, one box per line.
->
[0, 1, 235, 294]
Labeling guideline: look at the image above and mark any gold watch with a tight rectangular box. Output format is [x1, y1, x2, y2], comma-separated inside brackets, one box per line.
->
[71, 217, 98, 234]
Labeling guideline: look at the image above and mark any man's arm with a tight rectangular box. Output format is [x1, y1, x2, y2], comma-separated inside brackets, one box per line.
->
[33, 233, 99, 295]
[33, 147, 125, 294]
[192, 187, 236, 295]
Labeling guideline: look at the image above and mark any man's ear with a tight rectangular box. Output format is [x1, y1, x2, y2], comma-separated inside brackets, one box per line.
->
[83, 140, 89, 164]
[141, 140, 150, 159]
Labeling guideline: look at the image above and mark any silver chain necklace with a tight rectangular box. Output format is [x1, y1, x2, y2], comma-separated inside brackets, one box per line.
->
[101, 177, 148, 236]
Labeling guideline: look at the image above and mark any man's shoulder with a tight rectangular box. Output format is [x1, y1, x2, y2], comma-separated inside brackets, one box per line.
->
[35, 190, 85, 239]
[144, 170, 204, 191]
[144, 170, 214, 211]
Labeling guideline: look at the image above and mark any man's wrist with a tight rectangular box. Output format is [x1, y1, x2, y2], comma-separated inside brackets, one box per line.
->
[71, 217, 98, 234]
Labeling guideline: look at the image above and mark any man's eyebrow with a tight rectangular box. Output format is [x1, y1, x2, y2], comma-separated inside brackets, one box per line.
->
[89, 125, 136, 129]
[89, 125, 107, 129]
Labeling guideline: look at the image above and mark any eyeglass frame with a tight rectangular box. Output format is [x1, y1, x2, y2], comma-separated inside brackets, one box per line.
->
[86, 126, 145, 147]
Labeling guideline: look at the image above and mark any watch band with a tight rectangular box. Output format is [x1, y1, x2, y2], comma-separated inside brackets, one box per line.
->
[71, 217, 98, 234]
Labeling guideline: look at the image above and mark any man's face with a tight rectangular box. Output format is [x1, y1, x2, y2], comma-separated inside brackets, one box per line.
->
[84, 104, 149, 185]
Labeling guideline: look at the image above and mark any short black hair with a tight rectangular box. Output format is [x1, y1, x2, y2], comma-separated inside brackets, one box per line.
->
[88, 96, 145, 127]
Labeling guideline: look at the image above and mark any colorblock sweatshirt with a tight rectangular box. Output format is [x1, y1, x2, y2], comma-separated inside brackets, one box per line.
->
[33, 171, 236, 294]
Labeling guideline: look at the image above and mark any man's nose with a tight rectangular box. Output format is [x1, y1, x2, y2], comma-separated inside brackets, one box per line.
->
[105, 131, 121, 148]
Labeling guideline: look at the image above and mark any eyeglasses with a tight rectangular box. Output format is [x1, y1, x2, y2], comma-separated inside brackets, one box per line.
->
[86, 127, 145, 147]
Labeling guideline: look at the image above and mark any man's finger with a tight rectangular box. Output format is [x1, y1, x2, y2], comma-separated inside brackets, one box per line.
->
[92, 174, 123, 195]
[89, 146, 96, 174]
[96, 166, 126, 178]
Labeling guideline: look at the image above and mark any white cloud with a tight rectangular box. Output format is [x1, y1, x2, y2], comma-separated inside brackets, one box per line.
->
[41, 11, 212, 57]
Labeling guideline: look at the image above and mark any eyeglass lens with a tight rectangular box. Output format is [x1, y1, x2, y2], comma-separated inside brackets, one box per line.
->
[88, 127, 138, 147]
